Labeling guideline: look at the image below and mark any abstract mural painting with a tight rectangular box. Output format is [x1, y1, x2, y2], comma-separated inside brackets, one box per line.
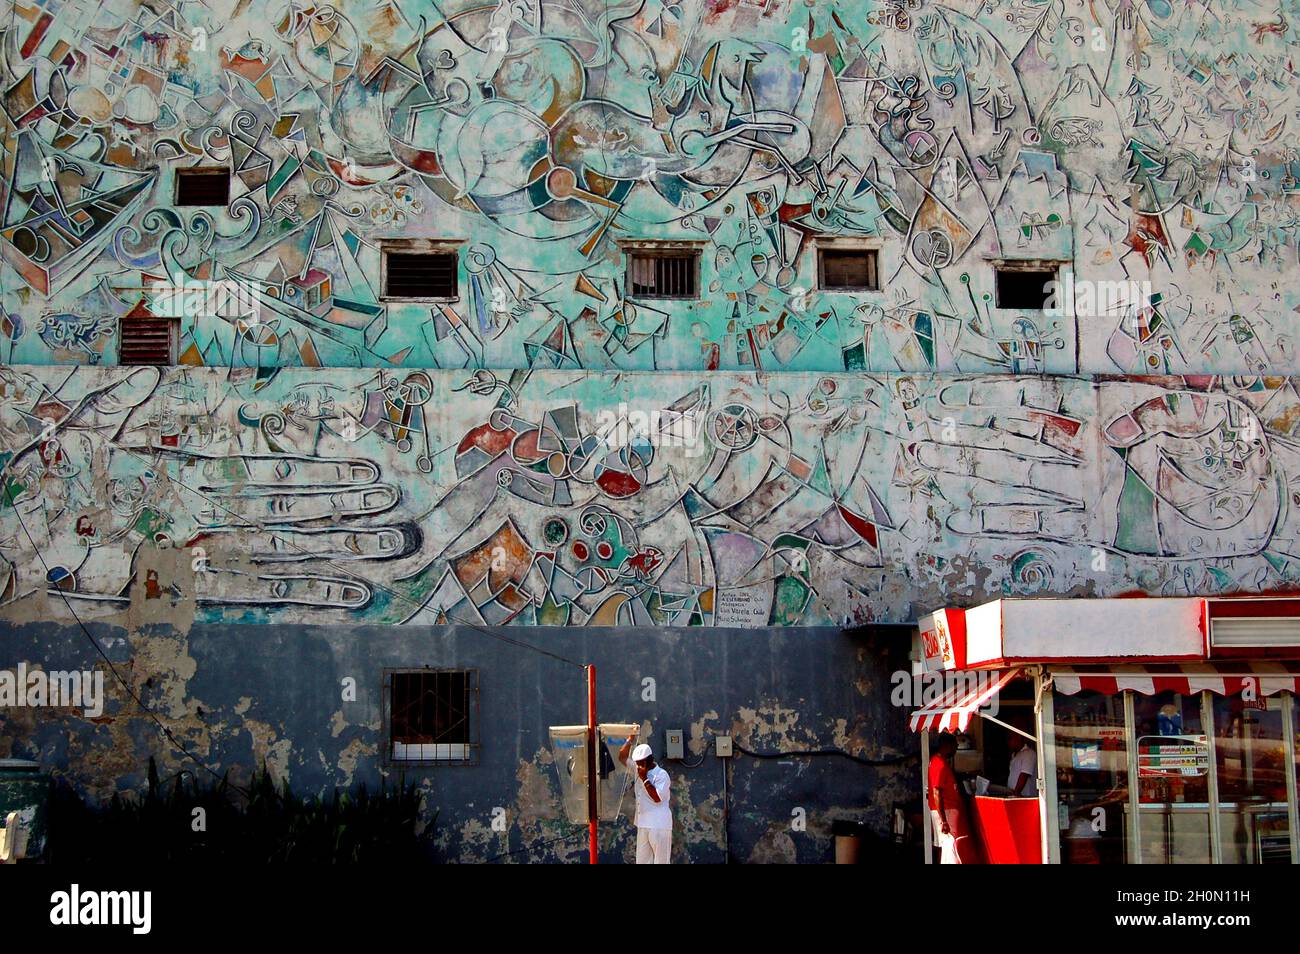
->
[1, 1, 1299, 628]
[0, 0, 1295, 374]
[3, 364, 1300, 627]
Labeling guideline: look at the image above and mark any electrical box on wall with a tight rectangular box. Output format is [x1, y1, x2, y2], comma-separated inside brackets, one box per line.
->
[715, 735, 733, 758]
[665, 729, 684, 760]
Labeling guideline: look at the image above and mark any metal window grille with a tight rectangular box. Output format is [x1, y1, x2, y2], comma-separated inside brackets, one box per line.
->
[175, 168, 231, 206]
[384, 668, 479, 765]
[627, 251, 697, 299]
[384, 251, 458, 299]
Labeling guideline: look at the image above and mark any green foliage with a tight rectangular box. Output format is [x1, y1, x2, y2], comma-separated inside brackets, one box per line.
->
[48, 759, 438, 863]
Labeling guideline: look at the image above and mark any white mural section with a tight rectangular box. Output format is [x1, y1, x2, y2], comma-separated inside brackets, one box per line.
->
[1, 365, 1294, 627]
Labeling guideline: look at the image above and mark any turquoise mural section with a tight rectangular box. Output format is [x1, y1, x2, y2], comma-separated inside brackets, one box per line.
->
[1, 0, 1297, 374]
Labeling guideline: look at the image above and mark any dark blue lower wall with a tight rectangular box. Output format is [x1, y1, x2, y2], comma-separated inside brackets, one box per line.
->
[0, 621, 917, 863]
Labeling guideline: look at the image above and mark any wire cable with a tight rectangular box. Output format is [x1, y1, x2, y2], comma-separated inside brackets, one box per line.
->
[484, 829, 586, 863]
[734, 742, 916, 767]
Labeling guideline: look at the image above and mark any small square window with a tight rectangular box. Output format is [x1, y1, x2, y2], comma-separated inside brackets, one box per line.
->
[175, 167, 231, 206]
[995, 267, 1057, 310]
[382, 249, 459, 300]
[626, 249, 698, 299]
[386, 668, 478, 764]
[818, 248, 879, 291]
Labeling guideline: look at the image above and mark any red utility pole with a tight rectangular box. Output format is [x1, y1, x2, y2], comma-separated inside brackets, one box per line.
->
[586, 664, 598, 864]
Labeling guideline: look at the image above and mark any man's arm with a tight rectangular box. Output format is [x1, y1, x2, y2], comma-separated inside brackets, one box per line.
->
[644, 770, 665, 803]
[1011, 751, 1033, 795]
[931, 769, 951, 834]
[618, 732, 635, 766]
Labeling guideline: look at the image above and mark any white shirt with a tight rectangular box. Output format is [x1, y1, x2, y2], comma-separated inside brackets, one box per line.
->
[632, 762, 672, 829]
[1008, 745, 1038, 797]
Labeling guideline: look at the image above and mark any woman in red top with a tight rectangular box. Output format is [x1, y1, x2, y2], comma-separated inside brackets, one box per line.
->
[928, 734, 976, 863]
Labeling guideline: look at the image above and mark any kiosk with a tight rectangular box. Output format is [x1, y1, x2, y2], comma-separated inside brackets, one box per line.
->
[912, 597, 1300, 864]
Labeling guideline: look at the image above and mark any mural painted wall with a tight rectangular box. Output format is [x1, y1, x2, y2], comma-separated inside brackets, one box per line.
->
[3, 364, 1298, 628]
[4, 0, 1299, 847]
[3, 0, 1300, 629]
[2, 0, 1298, 375]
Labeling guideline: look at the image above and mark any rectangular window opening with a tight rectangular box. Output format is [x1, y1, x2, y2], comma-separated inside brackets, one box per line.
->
[175, 167, 231, 206]
[819, 248, 879, 291]
[627, 250, 698, 299]
[383, 250, 459, 300]
[387, 668, 478, 764]
[995, 267, 1057, 310]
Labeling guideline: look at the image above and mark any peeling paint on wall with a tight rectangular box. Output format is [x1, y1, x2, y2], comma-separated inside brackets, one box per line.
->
[0, 622, 913, 862]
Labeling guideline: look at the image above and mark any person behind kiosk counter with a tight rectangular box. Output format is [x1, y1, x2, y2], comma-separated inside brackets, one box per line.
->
[1006, 732, 1039, 798]
[928, 734, 975, 863]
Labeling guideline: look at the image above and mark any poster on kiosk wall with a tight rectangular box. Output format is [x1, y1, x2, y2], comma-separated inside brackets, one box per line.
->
[920, 608, 966, 672]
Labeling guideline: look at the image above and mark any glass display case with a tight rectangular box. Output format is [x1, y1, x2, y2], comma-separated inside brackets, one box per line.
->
[1054, 688, 1298, 863]
[1051, 691, 1128, 864]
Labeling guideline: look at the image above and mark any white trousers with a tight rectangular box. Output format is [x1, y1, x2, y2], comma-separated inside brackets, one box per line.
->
[636, 827, 672, 864]
[931, 809, 962, 864]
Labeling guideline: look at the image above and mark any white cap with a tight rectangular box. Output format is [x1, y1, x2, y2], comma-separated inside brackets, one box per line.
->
[632, 743, 653, 762]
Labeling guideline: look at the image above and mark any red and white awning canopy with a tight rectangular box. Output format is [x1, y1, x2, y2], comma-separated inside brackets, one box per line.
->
[1051, 662, 1300, 697]
[909, 669, 1022, 734]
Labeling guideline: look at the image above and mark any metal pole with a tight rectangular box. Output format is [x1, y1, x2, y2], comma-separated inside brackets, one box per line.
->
[587, 664, 598, 865]
[1203, 691, 1222, 864]
[1282, 692, 1298, 865]
[920, 730, 932, 864]
[1035, 670, 1060, 864]
[1124, 690, 1141, 863]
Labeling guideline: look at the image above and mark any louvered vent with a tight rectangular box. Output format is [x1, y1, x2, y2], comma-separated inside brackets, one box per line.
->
[384, 252, 458, 299]
[119, 314, 175, 366]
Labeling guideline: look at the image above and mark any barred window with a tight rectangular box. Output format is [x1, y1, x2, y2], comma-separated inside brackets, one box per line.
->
[627, 249, 698, 299]
[385, 669, 478, 764]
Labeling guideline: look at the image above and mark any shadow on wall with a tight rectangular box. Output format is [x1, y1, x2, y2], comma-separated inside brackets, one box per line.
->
[45, 759, 438, 864]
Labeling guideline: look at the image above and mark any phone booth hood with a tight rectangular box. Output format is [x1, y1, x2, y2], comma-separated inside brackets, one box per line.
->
[548, 723, 640, 823]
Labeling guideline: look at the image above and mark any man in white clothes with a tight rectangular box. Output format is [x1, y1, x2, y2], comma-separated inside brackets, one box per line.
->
[1007, 732, 1039, 798]
[619, 732, 672, 863]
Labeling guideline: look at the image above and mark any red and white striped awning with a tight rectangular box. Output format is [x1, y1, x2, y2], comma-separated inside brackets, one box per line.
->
[1051, 662, 1300, 697]
[909, 669, 1022, 733]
